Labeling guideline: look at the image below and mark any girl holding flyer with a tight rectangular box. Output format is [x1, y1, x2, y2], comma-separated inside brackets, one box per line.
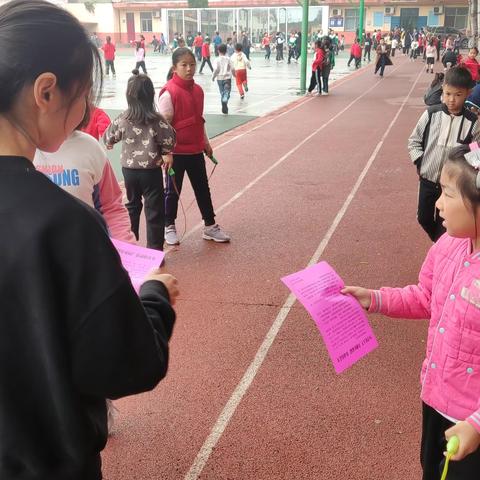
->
[343, 144, 480, 479]
[0, 2, 178, 478]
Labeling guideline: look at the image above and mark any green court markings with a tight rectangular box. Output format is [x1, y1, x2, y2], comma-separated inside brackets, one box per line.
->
[104, 109, 256, 180]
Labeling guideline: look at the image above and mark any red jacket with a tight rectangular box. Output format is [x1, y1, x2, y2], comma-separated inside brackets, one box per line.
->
[193, 35, 203, 47]
[102, 42, 115, 61]
[201, 43, 211, 58]
[463, 57, 480, 82]
[351, 43, 362, 58]
[312, 48, 324, 71]
[159, 73, 205, 155]
[81, 107, 111, 141]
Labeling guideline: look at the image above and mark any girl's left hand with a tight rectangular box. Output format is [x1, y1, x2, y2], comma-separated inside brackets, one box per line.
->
[163, 154, 173, 170]
[204, 143, 213, 158]
[445, 421, 480, 461]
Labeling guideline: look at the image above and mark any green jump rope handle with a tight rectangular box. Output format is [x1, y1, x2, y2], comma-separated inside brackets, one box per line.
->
[168, 167, 175, 176]
[440, 436, 460, 480]
[208, 154, 218, 165]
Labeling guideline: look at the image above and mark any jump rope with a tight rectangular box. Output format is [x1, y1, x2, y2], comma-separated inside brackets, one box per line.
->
[163, 154, 219, 243]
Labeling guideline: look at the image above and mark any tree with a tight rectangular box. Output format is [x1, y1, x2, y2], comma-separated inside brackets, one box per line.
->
[188, 0, 208, 7]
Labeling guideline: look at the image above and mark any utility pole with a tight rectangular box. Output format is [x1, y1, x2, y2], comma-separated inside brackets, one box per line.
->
[300, 0, 309, 92]
[358, 0, 365, 42]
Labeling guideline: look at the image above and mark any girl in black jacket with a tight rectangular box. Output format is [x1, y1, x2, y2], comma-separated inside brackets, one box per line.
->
[0, 1, 179, 479]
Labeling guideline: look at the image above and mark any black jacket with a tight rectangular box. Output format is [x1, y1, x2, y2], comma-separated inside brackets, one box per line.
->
[0, 156, 175, 479]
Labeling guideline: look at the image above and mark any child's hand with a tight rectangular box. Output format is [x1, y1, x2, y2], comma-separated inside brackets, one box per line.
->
[162, 154, 173, 170]
[341, 286, 372, 309]
[445, 421, 480, 461]
[144, 271, 179, 305]
[204, 143, 213, 158]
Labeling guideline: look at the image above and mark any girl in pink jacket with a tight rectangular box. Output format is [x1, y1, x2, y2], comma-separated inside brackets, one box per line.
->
[344, 144, 480, 479]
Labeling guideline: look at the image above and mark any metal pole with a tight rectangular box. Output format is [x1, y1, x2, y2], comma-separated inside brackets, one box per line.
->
[358, 0, 365, 42]
[300, 0, 309, 92]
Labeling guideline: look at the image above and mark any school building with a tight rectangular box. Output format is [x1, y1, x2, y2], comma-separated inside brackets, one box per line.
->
[56, 0, 469, 45]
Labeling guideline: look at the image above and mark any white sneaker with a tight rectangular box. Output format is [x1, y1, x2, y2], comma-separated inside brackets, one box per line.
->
[322, 91, 329, 96]
[165, 224, 180, 245]
[202, 224, 230, 243]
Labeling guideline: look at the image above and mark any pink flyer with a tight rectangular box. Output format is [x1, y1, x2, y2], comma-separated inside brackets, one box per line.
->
[111, 238, 165, 293]
[281, 261, 378, 374]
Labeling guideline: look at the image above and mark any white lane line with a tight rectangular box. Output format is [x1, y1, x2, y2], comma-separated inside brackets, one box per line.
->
[181, 61, 405, 243]
[183, 64, 423, 480]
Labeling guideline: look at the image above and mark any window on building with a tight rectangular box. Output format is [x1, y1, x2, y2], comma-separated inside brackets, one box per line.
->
[167, 10, 183, 41]
[201, 9, 216, 37]
[345, 8, 359, 32]
[445, 7, 468, 30]
[140, 12, 153, 32]
[252, 8, 268, 43]
[218, 9, 235, 41]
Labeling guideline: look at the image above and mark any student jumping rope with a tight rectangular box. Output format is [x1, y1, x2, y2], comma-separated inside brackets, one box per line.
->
[212, 43, 232, 114]
[0, 1, 178, 478]
[135, 41, 147, 74]
[408, 67, 480, 242]
[104, 69, 176, 251]
[158, 47, 230, 244]
[343, 143, 480, 480]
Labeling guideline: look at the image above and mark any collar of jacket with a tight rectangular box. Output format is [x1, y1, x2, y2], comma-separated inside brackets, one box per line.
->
[0, 155, 34, 172]
[172, 73, 195, 91]
[442, 103, 469, 117]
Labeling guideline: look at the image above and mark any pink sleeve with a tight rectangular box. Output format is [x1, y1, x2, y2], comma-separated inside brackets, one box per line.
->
[96, 161, 137, 244]
[368, 243, 437, 320]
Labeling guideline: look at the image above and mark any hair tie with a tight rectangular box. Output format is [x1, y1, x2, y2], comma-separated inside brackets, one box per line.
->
[465, 143, 480, 188]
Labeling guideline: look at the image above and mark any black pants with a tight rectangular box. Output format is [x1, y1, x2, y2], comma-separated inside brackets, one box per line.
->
[348, 55, 361, 68]
[288, 47, 295, 63]
[165, 153, 215, 226]
[322, 67, 331, 93]
[199, 57, 213, 73]
[135, 61, 147, 74]
[265, 45, 271, 59]
[364, 46, 371, 62]
[418, 177, 445, 242]
[421, 402, 480, 480]
[122, 167, 164, 251]
[195, 46, 202, 61]
[375, 56, 387, 76]
[105, 60, 116, 75]
[276, 46, 283, 61]
[308, 68, 322, 93]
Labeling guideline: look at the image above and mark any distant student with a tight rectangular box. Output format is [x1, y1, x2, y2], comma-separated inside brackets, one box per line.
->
[262, 32, 271, 60]
[199, 38, 213, 73]
[135, 41, 147, 74]
[348, 38, 362, 69]
[321, 36, 335, 96]
[363, 33, 372, 62]
[212, 43, 232, 114]
[410, 38, 419, 60]
[307, 39, 323, 96]
[193, 31, 203, 61]
[158, 48, 230, 244]
[343, 142, 480, 480]
[104, 70, 176, 251]
[425, 40, 436, 74]
[442, 47, 458, 70]
[226, 37, 235, 57]
[408, 66, 479, 241]
[462, 47, 480, 83]
[231, 43, 251, 99]
[102, 35, 116, 77]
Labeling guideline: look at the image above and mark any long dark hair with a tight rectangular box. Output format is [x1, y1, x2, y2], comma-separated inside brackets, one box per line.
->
[0, 0, 103, 113]
[124, 69, 162, 125]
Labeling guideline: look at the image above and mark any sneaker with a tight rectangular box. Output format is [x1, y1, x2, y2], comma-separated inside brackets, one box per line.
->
[202, 224, 230, 243]
[244, 83, 249, 92]
[221, 102, 228, 114]
[322, 91, 329, 96]
[315, 92, 322, 96]
[240, 95, 245, 100]
[165, 224, 180, 245]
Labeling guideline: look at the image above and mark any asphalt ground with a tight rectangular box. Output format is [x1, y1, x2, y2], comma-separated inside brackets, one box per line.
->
[102, 53, 435, 479]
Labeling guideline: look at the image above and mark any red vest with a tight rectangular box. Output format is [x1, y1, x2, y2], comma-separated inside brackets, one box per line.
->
[160, 73, 205, 154]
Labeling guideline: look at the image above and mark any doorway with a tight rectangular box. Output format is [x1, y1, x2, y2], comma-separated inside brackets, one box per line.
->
[400, 8, 419, 31]
[126, 12, 135, 43]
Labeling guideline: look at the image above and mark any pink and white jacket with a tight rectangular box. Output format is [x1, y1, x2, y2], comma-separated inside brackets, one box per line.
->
[369, 234, 480, 432]
[34, 131, 136, 244]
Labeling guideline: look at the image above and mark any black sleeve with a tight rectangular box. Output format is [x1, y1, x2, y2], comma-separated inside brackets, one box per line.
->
[71, 279, 175, 399]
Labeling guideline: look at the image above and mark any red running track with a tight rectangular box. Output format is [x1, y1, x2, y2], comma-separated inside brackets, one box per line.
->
[103, 56, 434, 480]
